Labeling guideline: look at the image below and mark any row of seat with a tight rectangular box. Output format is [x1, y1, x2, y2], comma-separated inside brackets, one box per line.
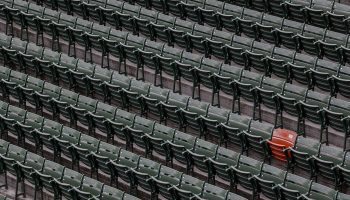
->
[1, 32, 350, 151]
[34, 0, 350, 64]
[38, 0, 350, 36]
[0, 139, 141, 200]
[0, 98, 349, 200]
[5, 0, 350, 103]
[2, 64, 350, 193]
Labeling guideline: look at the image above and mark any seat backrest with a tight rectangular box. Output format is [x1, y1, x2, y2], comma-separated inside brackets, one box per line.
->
[193, 138, 218, 158]
[214, 147, 240, 168]
[157, 165, 183, 186]
[201, 183, 228, 200]
[136, 157, 161, 177]
[247, 120, 274, 140]
[307, 182, 337, 200]
[61, 167, 83, 188]
[179, 174, 205, 195]
[172, 131, 196, 150]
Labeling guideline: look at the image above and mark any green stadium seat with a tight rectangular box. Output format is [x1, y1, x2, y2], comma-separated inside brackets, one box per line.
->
[197, 106, 229, 142]
[206, 30, 233, 60]
[326, 3, 350, 34]
[16, 112, 44, 149]
[16, 151, 45, 199]
[51, 88, 79, 119]
[23, 4, 45, 44]
[52, 13, 77, 44]
[109, 149, 140, 187]
[275, 20, 302, 50]
[336, 192, 350, 200]
[123, 116, 155, 152]
[308, 61, 337, 94]
[116, 3, 139, 32]
[232, 71, 263, 114]
[318, 30, 346, 62]
[68, 95, 98, 128]
[265, 48, 294, 81]
[251, 0, 267, 12]
[34, 82, 62, 116]
[186, 25, 213, 56]
[168, 19, 194, 49]
[288, 54, 316, 86]
[244, 120, 274, 162]
[313, 145, 344, 185]
[99, 30, 127, 70]
[143, 123, 175, 161]
[107, 109, 135, 146]
[18, 76, 44, 110]
[84, 24, 111, 63]
[281, 0, 309, 23]
[199, 183, 228, 200]
[35, 49, 61, 82]
[304, 0, 332, 28]
[186, 138, 218, 179]
[141, 85, 169, 120]
[256, 14, 282, 44]
[52, 126, 80, 163]
[104, 72, 131, 105]
[54, 54, 78, 87]
[7, 1, 29, 39]
[72, 176, 104, 199]
[167, 131, 196, 166]
[277, 172, 312, 200]
[332, 66, 350, 98]
[171, 174, 205, 200]
[100, 184, 125, 200]
[35, 118, 62, 154]
[198, 0, 222, 28]
[231, 155, 263, 198]
[133, 8, 157, 38]
[0, 105, 26, 143]
[178, 99, 209, 133]
[54, 167, 83, 200]
[67, 18, 93, 58]
[158, 92, 189, 125]
[253, 164, 287, 199]
[305, 182, 338, 200]
[218, 3, 243, 32]
[35, 159, 65, 199]
[254, 77, 285, 126]
[152, 165, 181, 199]
[246, 42, 274, 72]
[82, 0, 107, 23]
[0, 140, 9, 188]
[179, 0, 203, 23]
[286, 136, 320, 177]
[236, 9, 262, 39]
[121, 80, 150, 114]
[86, 67, 113, 98]
[297, 25, 324, 56]
[149, 13, 174, 42]
[129, 157, 160, 197]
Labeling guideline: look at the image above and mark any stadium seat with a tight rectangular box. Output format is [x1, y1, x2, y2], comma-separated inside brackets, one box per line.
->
[297, 24, 324, 56]
[52, 126, 81, 163]
[178, 99, 209, 133]
[81, 0, 108, 24]
[304, 0, 333, 28]
[84, 24, 111, 63]
[133, 8, 157, 38]
[167, 131, 196, 166]
[107, 109, 136, 146]
[225, 36, 252, 66]
[265, 48, 294, 81]
[277, 172, 312, 199]
[149, 13, 174, 42]
[170, 174, 205, 200]
[103, 72, 131, 105]
[318, 30, 346, 62]
[332, 66, 350, 98]
[169, 19, 194, 49]
[286, 136, 320, 177]
[54, 167, 83, 200]
[236, 9, 262, 39]
[198, 0, 222, 28]
[282, 0, 309, 23]
[19, 43, 44, 75]
[121, 79, 150, 114]
[275, 20, 301, 50]
[256, 14, 281, 44]
[17, 76, 44, 110]
[335, 151, 350, 190]
[206, 30, 233, 60]
[158, 92, 189, 125]
[16, 112, 44, 149]
[308, 60, 339, 94]
[304, 182, 338, 200]
[153, 165, 183, 199]
[34, 82, 62, 116]
[218, 3, 243, 32]
[71, 176, 104, 200]
[35, 118, 63, 154]
[178, 0, 203, 23]
[35, 49, 61, 82]
[326, 3, 350, 34]
[245, 42, 273, 73]
[186, 25, 213, 56]
[0, 105, 27, 143]
[141, 85, 169, 121]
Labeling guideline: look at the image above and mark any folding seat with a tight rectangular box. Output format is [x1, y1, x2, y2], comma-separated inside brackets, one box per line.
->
[34, 82, 62, 116]
[137, 41, 164, 85]
[243, 120, 274, 162]
[186, 138, 218, 179]
[254, 77, 285, 126]
[197, 106, 229, 143]
[0, 105, 27, 141]
[335, 151, 350, 189]
[163, 0, 182, 17]
[34, 118, 62, 155]
[17, 76, 44, 110]
[299, 90, 330, 139]
[82, 0, 108, 23]
[318, 30, 346, 62]
[103, 0, 123, 27]
[332, 66, 350, 98]
[83, 24, 111, 63]
[106, 109, 136, 145]
[212, 65, 242, 111]
[35, 10, 60, 48]
[143, 123, 175, 161]
[149, 165, 181, 199]
[123, 116, 155, 151]
[218, 3, 243, 32]
[104, 71, 131, 105]
[158, 92, 189, 125]
[219, 113, 251, 152]
[18, 43, 44, 75]
[207, 147, 239, 186]
[231, 0, 247, 7]
[206, 30, 234, 60]
[288, 53, 318, 85]
[52, 126, 81, 163]
[0, 1, 12, 27]
[255, 14, 282, 44]
[90, 141, 120, 183]
[232, 71, 263, 114]
[168, 19, 194, 49]
[67, 18, 93, 57]
[226, 192, 248, 200]
[35, 159, 65, 199]
[281, 0, 310, 23]
[197, 0, 223, 28]
[297, 24, 324, 56]
[167, 131, 196, 166]
[0, 144, 27, 194]
[54, 167, 83, 200]
[225, 36, 253, 66]
[253, 164, 287, 199]
[0, 66, 11, 98]
[51, 14, 77, 45]
[275, 83, 306, 131]
[265, 48, 294, 81]
[304, 0, 333, 28]
[100, 30, 128, 70]
[148, 13, 174, 43]
[275, 20, 302, 50]
[21, 4, 45, 44]
[115, 3, 140, 32]
[277, 173, 312, 199]
[88, 102, 116, 141]
[129, 157, 160, 197]
[231, 155, 262, 198]
[337, 193, 350, 200]
[6, 0, 29, 39]
[236, 9, 263, 39]
[15, 152, 45, 199]
[133, 8, 158, 38]
[121, 80, 150, 114]
[285, 136, 320, 177]
[245, 42, 274, 72]
[53, 54, 78, 87]
[199, 183, 229, 200]
[178, 99, 208, 133]
[0, 34, 12, 54]
[193, 59, 221, 102]
[170, 174, 205, 200]
[265, 0, 286, 17]
[141, 86, 169, 120]
[50, 88, 78, 121]
[108, 149, 140, 186]
[70, 134, 100, 174]
[68, 61, 96, 94]
[308, 60, 339, 93]
[69, 0, 86, 18]
[326, 3, 350, 34]
[186, 25, 214, 56]
[1, 46, 24, 71]
[16, 112, 44, 149]
[35, 49, 61, 82]
[178, 0, 204, 22]
[120, 35, 145, 74]
[305, 182, 338, 200]
[1, 70, 28, 105]
[100, 185, 126, 200]
[85, 68, 113, 99]
[71, 176, 104, 200]
[68, 95, 98, 129]
[0, 140, 9, 156]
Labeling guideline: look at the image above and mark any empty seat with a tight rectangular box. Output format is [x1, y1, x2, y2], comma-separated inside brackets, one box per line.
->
[153, 165, 183, 199]
[167, 131, 196, 166]
[170, 174, 205, 200]
[178, 99, 208, 133]
[277, 172, 312, 199]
